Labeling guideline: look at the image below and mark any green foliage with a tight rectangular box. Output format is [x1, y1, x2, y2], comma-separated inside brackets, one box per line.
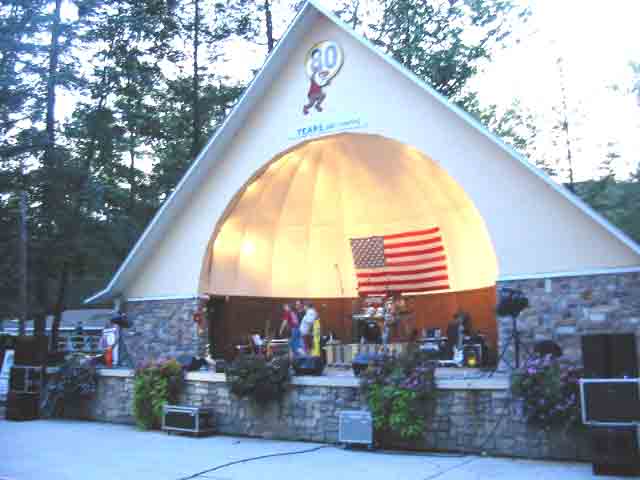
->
[511, 355, 582, 429]
[133, 359, 184, 430]
[360, 349, 436, 440]
[368, 0, 528, 102]
[226, 354, 290, 404]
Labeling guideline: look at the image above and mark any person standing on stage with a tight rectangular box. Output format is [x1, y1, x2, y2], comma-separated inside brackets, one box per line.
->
[294, 300, 305, 325]
[299, 302, 318, 354]
[279, 303, 302, 359]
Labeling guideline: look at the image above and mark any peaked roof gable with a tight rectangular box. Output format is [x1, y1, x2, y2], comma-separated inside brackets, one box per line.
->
[86, 0, 640, 304]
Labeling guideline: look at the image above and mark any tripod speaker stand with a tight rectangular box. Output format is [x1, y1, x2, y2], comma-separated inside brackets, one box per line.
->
[496, 288, 529, 369]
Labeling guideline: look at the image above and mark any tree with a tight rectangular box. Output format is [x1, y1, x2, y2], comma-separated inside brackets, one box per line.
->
[366, 0, 528, 102]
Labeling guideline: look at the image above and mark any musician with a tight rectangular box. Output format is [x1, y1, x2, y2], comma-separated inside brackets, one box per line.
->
[445, 310, 471, 360]
[279, 303, 302, 359]
[300, 302, 319, 353]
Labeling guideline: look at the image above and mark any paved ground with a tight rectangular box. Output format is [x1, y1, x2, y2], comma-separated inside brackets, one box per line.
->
[0, 419, 627, 480]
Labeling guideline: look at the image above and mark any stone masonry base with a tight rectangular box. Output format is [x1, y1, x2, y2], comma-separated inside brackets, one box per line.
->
[85, 371, 592, 462]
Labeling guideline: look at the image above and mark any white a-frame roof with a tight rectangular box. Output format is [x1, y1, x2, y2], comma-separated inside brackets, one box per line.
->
[86, 0, 640, 304]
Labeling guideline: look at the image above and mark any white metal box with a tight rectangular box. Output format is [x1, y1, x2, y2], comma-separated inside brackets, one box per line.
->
[338, 410, 373, 446]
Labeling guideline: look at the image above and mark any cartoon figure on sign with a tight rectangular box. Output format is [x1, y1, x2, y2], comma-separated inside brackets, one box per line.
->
[303, 41, 344, 115]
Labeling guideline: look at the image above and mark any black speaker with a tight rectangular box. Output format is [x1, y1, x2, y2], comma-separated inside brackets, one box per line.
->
[352, 352, 384, 376]
[293, 355, 324, 376]
[582, 334, 638, 378]
[496, 288, 529, 317]
[9, 366, 27, 392]
[610, 335, 639, 378]
[176, 355, 205, 372]
[581, 379, 640, 425]
[591, 427, 640, 476]
[533, 340, 563, 358]
[5, 392, 40, 421]
[9, 366, 43, 394]
[14, 335, 48, 365]
[214, 359, 226, 373]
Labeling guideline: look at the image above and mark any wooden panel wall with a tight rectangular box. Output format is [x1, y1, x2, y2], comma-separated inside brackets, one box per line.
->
[207, 286, 497, 360]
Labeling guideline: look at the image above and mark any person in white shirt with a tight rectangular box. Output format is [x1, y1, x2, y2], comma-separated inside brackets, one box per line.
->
[299, 302, 318, 354]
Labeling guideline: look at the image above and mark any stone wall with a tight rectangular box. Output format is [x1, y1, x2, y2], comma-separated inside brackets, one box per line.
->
[86, 372, 592, 462]
[122, 298, 208, 367]
[497, 272, 640, 369]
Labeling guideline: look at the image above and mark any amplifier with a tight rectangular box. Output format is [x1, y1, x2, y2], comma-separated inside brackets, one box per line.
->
[580, 378, 640, 426]
[338, 410, 373, 447]
[9, 366, 43, 394]
[6, 391, 39, 421]
[162, 405, 215, 436]
[591, 427, 640, 476]
[14, 335, 48, 365]
[293, 355, 324, 376]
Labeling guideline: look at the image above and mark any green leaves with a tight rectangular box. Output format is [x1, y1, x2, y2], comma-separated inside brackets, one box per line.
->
[360, 350, 437, 441]
[133, 359, 184, 430]
[368, 0, 527, 101]
[226, 354, 290, 404]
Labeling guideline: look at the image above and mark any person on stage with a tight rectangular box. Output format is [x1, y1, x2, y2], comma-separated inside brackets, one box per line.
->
[279, 303, 302, 360]
[299, 302, 318, 354]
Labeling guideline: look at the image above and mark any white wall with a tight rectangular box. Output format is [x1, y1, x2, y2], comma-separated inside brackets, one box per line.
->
[124, 16, 640, 299]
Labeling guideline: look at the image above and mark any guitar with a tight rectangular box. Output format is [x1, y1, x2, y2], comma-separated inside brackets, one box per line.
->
[452, 321, 465, 366]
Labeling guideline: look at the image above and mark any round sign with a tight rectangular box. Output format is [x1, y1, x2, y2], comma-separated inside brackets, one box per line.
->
[304, 40, 344, 86]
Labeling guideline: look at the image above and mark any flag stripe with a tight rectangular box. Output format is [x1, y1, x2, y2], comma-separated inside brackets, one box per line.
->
[350, 226, 449, 295]
[385, 245, 444, 259]
[357, 256, 446, 275]
[382, 227, 440, 240]
[358, 274, 449, 287]
[356, 265, 447, 278]
[386, 256, 446, 268]
[383, 236, 442, 250]
[360, 285, 450, 295]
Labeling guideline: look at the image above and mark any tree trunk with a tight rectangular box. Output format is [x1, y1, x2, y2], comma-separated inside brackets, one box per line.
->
[128, 141, 136, 214]
[264, 0, 274, 54]
[44, 0, 62, 171]
[556, 57, 575, 192]
[18, 159, 28, 336]
[190, 0, 201, 159]
[350, 0, 360, 29]
[40, 0, 62, 343]
[50, 263, 69, 353]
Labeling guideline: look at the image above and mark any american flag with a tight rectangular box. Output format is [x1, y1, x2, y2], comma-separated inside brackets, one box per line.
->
[349, 227, 449, 296]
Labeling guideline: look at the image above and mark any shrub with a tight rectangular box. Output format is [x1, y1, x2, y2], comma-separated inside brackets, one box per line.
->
[133, 359, 184, 430]
[359, 349, 436, 440]
[511, 354, 582, 429]
[226, 354, 289, 404]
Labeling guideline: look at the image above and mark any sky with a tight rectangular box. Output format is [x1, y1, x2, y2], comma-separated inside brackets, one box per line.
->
[57, 0, 640, 181]
[468, 0, 640, 181]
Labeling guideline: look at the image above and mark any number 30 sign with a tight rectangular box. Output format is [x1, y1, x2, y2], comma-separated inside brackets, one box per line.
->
[304, 40, 344, 87]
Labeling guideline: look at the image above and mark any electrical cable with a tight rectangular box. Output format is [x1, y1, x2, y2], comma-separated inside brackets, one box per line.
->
[175, 445, 330, 480]
[422, 457, 478, 479]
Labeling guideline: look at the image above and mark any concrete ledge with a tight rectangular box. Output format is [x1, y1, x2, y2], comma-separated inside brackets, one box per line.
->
[97, 368, 134, 378]
[98, 368, 509, 390]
